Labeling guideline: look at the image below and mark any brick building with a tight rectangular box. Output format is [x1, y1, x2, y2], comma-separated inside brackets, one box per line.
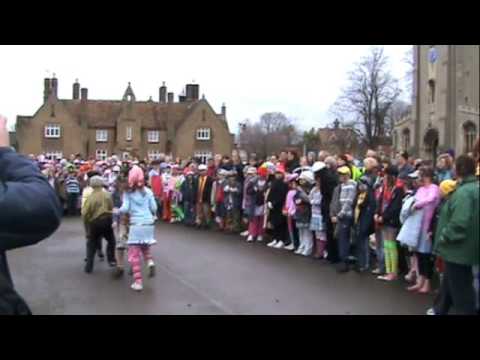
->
[15, 77, 234, 162]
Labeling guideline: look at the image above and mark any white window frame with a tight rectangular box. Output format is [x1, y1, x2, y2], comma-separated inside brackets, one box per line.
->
[45, 151, 63, 160]
[194, 151, 213, 164]
[196, 128, 211, 141]
[44, 124, 61, 138]
[96, 129, 108, 142]
[148, 150, 162, 160]
[147, 130, 160, 143]
[126, 126, 133, 141]
[96, 149, 108, 161]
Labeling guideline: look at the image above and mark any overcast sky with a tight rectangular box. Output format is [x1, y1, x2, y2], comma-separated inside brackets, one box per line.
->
[0, 45, 411, 133]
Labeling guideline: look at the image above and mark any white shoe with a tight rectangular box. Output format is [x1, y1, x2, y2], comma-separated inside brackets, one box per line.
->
[426, 308, 436, 315]
[294, 247, 304, 255]
[256, 236, 263, 242]
[247, 235, 254, 242]
[240, 230, 249, 237]
[274, 241, 285, 249]
[131, 282, 143, 291]
[284, 243, 295, 251]
[267, 240, 277, 247]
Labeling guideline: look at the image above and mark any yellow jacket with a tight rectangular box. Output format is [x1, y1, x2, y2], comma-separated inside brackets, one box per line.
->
[82, 188, 113, 224]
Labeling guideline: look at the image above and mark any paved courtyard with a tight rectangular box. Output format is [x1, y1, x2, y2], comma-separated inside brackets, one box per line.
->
[8, 218, 432, 315]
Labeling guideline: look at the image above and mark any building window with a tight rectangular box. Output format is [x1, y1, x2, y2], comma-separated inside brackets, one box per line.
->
[45, 151, 63, 160]
[147, 130, 160, 143]
[44, 124, 61, 138]
[428, 79, 436, 104]
[96, 129, 108, 142]
[96, 149, 108, 161]
[464, 122, 477, 153]
[194, 151, 212, 164]
[402, 128, 411, 150]
[196, 128, 211, 141]
[148, 150, 162, 160]
[126, 127, 133, 141]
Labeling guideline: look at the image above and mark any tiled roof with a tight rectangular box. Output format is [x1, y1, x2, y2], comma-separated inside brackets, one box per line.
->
[60, 99, 194, 130]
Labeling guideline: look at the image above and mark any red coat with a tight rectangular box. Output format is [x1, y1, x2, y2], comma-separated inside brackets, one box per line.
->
[150, 175, 163, 198]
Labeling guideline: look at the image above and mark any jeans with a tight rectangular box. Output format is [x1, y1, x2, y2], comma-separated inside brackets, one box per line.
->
[298, 228, 314, 255]
[67, 193, 79, 216]
[355, 227, 370, 269]
[337, 217, 353, 264]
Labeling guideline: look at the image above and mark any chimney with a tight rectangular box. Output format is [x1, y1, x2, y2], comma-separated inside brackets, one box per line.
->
[167, 92, 174, 103]
[221, 103, 226, 117]
[51, 75, 58, 99]
[81, 88, 88, 101]
[159, 82, 167, 103]
[73, 79, 80, 100]
[44, 78, 51, 103]
[186, 83, 199, 101]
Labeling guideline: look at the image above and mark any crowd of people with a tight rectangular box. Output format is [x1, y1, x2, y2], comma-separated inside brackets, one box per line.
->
[29, 141, 480, 314]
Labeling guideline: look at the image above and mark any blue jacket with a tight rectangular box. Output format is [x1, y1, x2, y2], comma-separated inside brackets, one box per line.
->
[119, 187, 157, 225]
[0, 148, 62, 287]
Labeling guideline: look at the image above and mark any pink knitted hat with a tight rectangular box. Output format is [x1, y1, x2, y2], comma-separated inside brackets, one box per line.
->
[128, 165, 145, 188]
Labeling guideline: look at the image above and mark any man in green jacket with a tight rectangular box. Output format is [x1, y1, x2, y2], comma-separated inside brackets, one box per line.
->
[432, 155, 479, 315]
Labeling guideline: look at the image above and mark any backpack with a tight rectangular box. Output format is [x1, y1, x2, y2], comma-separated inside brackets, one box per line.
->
[0, 271, 32, 315]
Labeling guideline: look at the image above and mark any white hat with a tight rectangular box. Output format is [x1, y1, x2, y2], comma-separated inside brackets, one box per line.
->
[247, 166, 257, 175]
[299, 170, 315, 184]
[198, 164, 207, 171]
[218, 169, 229, 176]
[113, 165, 121, 172]
[408, 170, 420, 179]
[312, 161, 326, 173]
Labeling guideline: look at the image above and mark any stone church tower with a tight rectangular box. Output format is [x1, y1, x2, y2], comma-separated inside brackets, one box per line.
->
[394, 45, 479, 161]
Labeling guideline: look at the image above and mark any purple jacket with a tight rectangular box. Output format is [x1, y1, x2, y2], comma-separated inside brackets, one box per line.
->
[414, 183, 440, 233]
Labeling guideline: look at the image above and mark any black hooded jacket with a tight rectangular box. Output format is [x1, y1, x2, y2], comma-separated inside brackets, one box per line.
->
[0, 148, 62, 313]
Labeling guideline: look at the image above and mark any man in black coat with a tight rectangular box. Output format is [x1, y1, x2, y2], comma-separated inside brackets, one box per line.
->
[0, 115, 62, 314]
[313, 159, 340, 264]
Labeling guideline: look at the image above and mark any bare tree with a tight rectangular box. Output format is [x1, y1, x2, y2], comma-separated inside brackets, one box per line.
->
[239, 112, 302, 159]
[330, 46, 402, 148]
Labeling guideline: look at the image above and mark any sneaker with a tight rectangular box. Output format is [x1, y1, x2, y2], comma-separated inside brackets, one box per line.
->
[267, 240, 277, 247]
[98, 253, 105, 261]
[131, 282, 143, 291]
[294, 247, 304, 255]
[240, 230, 249, 237]
[247, 235, 254, 242]
[284, 243, 295, 251]
[377, 274, 397, 282]
[256, 236, 264, 242]
[302, 249, 313, 256]
[274, 241, 285, 249]
[371, 268, 382, 275]
[108, 261, 117, 268]
[147, 260, 156, 278]
[426, 308, 436, 315]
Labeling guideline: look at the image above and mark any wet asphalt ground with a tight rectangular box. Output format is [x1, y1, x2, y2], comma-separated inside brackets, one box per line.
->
[8, 217, 432, 315]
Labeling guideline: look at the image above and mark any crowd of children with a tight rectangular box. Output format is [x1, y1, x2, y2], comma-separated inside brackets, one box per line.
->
[29, 142, 479, 313]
